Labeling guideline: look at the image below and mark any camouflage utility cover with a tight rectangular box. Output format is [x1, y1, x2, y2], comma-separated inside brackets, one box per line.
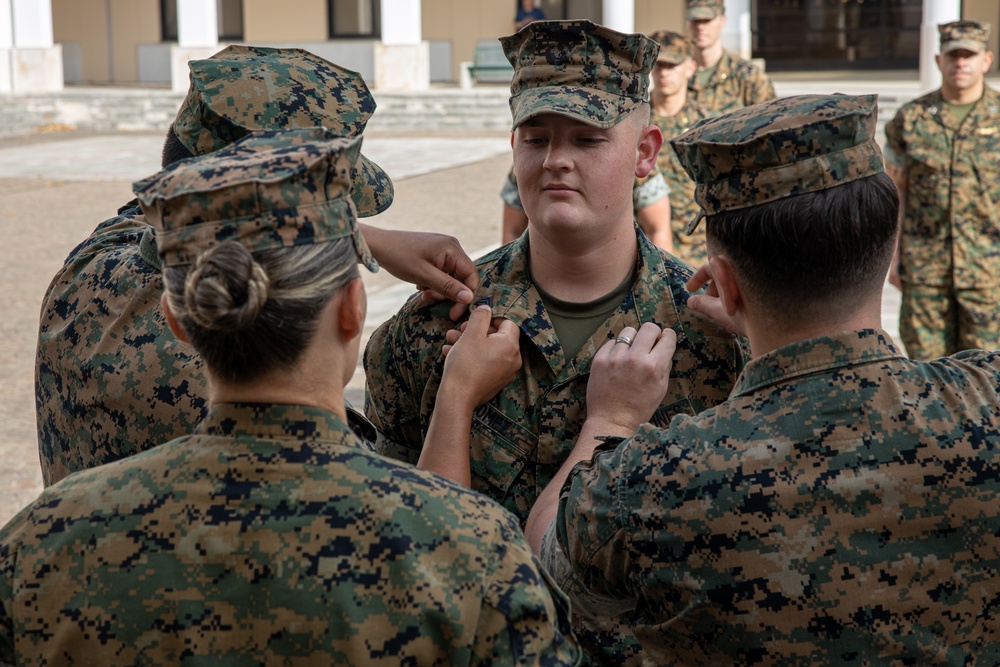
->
[687, 50, 775, 116]
[135, 128, 377, 271]
[364, 228, 748, 665]
[2, 403, 581, 665]
[173, 45, 393, 217]
[686, 0, 724, 21]
[939, 20, 991, 54]
[672, 93, 885, 234]
[501, 20, 659, 129]
[649, 30, 695, 65]
[552, 329, 1000, 663]
[884, 86, 1000, 290]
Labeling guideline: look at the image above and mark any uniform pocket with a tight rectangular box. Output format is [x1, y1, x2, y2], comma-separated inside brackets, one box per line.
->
[470, 403, 538, 497]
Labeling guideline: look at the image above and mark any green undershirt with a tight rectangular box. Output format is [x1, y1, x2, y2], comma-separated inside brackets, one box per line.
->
[535, 266, 637, 361]
[944, 100, 976, 127]
[695, 61, 718, 88]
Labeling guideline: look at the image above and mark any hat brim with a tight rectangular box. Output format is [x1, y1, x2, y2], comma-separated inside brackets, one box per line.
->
[511, 86, 641, 129]
[352, 153, 394, 217]
[656, 52, 688, 65]
[941, 39, 986, 54]
[686, 8, 721, 21]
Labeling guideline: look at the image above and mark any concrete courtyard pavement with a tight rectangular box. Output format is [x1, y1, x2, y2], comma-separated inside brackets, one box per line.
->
[0, 127, 902, 527]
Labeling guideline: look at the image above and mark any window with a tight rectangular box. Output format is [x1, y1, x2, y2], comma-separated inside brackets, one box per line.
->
[328, 0, 381, 38]
[161, 0, 245, 42]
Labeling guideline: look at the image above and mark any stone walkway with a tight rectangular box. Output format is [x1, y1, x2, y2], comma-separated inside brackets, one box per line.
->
[0, 127, 902, 526]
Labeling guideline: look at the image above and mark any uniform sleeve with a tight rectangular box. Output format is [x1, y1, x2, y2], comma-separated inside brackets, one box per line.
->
[745, 65, 776, 107]
[363, 296, 454, 465]
[0, 508, 29, 663]
[472, 511, 581, 667]
[500, 168, 524, 211]
[633, 167, 670, 211]
[554, 438, 637, 604]
[883, 109, 907, 169]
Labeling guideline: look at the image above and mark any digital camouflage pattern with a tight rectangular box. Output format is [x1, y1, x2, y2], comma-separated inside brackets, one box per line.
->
[885, 86, 1000, 358]
[173, 45, 393, 217]
[685, 0, 724, 21]
[939, 20, 991, 54]
[687, 50, 775, 117]
[653, 99, 710, 265]
[551, 329, 1000, 665]
[649, 30, 696, 65]
[1, 403, 581, 666]
[134, 129, 377, 271]
[364, 228, 748, 666]
[501, 20, 659, 129]
[37, 46, 394, 484]
[673, 94, 885, 234]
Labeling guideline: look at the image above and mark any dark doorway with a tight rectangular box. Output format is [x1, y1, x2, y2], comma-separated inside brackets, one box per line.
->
[754, 0, 922, 71]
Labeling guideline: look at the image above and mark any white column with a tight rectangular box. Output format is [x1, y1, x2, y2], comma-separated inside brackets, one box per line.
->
[920, 0, 960, 92]
[602, 2, 634, 34]
[171, 0, 221, 93]
[723, 0, 751, 60]
[375, 0, 429, 91]
[0, 0, 62, 94]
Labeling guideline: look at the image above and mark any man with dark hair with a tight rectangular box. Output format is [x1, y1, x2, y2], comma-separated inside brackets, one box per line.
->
[885, 20, 1000, 359]
[365, 19, 747, 665]
[685, 0, 775, 115]
[35, 46, 479, 486]
[527, 93, 1000, 663]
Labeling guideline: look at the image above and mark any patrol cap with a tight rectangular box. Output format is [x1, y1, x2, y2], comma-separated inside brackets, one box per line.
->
[501, 20, 659, 129]
[172, 45, 393, 217]
[133, 128, 378, 272]
[671, 93, 884, 235]
[650, 30, 696, 65]
[939, 20, 991, 55]
[686, 0, 725, 21]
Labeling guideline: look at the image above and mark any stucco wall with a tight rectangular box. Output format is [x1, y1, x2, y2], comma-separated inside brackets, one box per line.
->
[244, 0, 328, 42]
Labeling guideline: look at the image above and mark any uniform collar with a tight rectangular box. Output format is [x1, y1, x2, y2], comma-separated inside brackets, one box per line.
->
[195, 402, 365, 450]
[733, 329, 906, 398]
[473, 226, 680, 379]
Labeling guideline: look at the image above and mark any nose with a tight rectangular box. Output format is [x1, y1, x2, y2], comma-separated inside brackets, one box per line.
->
[542, 138, 572, 171]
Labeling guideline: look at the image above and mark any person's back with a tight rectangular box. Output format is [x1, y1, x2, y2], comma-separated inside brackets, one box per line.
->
[4, 405, 574, 664]
[532, 93, 1000, 664]
[5, 129, 578, 666]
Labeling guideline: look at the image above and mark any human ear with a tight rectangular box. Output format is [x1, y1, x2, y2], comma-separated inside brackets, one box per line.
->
[160, 293, 190, 343]
[337, 277, 366, 341]
[635, 124, 663, 178]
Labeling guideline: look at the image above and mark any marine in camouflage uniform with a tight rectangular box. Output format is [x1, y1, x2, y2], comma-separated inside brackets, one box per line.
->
[538, 94, 1000, 664]
[365, 20, 747, 666]
[34, 46, 392, 486]
[685, 0, 775, 116]
[649, 30, 710, 265]
[884, 21, 1000, 360]
[1, 129, 580, 666]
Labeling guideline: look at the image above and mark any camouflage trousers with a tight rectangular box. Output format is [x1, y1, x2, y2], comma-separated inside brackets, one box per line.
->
[899, 283, 1000, 360]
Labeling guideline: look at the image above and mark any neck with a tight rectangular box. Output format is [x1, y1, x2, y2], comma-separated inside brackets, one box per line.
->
[697, 43, 724, 69]
[652, 88, 687, 117]
[528, 224, 638, 302]
[745, 294, 884, 359]
[941, 80, 985, 105]
[208, 346, 349, 422]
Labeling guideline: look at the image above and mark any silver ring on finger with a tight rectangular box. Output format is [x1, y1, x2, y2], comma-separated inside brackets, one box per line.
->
[615, 335, 633, 346]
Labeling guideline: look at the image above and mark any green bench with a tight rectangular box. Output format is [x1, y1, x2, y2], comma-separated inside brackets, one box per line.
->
[464, 40, 514, 86]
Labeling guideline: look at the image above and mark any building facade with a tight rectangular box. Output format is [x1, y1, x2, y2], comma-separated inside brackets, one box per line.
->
[2, 0, 998, 94]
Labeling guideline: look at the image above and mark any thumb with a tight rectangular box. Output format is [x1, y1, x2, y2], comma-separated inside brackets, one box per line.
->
[463, 305, 493, 338]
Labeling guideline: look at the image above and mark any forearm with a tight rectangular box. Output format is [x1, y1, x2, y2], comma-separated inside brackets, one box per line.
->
[419, 383, 474, 487]
[525, 418, 633, 554]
